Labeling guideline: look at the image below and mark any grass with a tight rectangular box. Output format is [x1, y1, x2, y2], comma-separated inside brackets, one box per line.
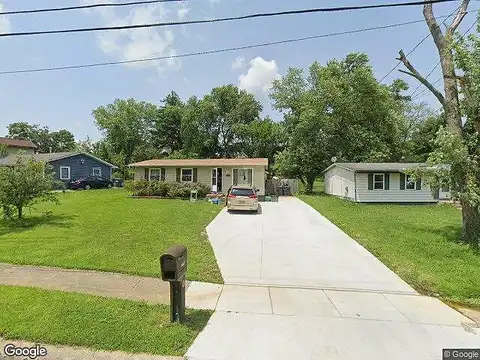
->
[0, 285, 211, 356]
[0, 189, 223, 283]
[300, 190, 480, 308]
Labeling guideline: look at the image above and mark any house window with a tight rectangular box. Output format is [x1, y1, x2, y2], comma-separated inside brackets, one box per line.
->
[373, 173, 385, 190]
[233, 168, 253, 186]
[92, 167, 101, 177]
[405, 175, 420, 190]
[149, 168, 161, 181]
[60, 166, 70, 180]
[181, 168, 193, 182]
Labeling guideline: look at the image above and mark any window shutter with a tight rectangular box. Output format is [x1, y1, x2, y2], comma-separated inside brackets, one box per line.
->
[400, 173, 406, 190]
[384, 173, 390, 190]
[233, 169, 239, 185]
[416, 177, 422, 190]
[176, 168, 181, 182]
[161, 168, 166, 181]
[193, 168, 198, 182]
[144, 168, 149, 180]
[368, 173, 373, 190]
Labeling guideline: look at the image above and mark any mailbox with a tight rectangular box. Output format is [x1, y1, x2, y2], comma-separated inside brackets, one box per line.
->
[160, 244, 188, 324]
[160, 245, 187, 281]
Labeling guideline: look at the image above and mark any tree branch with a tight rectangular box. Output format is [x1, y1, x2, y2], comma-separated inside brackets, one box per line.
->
[423, 2, 446, 51]
[447, 0, 470, 36]
[397, 50, 445, 105]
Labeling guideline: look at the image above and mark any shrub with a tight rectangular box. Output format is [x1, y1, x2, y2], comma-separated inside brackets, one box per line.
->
[125, 180, 210, 199]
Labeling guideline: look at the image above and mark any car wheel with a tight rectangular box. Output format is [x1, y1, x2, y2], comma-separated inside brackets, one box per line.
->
[85, 184, 91, 190]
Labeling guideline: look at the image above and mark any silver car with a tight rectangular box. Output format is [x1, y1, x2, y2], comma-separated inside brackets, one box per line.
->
[226, 185, 259, 213]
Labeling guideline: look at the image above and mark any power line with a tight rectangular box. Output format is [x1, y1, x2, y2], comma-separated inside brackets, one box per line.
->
[0, 11, 474, 76]
[0, 0, 185, 16]
[0, 0, 459, 38]
[379, 2, 461, 83]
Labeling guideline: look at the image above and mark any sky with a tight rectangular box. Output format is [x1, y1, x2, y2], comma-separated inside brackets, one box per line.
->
[0, 0, 477, 141]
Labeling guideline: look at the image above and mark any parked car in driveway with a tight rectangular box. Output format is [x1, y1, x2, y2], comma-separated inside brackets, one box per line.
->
[68, 176, 113, 190]
[226, 185, 259, 213]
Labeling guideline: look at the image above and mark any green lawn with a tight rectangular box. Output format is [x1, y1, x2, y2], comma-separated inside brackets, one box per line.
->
[300, 193, 480, 308]
[0, 190, 223, 283]
[0, 285, 211, 356]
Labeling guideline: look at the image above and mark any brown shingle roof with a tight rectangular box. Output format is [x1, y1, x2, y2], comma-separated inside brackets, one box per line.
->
[129, 158, 268, 167]
[0, 137, 37, 149]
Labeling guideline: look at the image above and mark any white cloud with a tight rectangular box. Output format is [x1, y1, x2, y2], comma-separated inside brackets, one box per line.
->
[84, 1, 181, 73]
[238, 57, 280, 94]
[231, 56, 245, 70]
[0, 2, 11, 34]
[177, 6, 189, 20]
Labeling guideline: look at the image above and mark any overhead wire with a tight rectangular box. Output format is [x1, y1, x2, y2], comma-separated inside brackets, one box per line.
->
[0, 0, 460, 38]
[1, 12, 475, 76]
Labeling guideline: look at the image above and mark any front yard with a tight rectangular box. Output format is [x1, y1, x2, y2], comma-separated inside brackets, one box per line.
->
[0, 189, 223, 283]
[300, 194, 480, 308]
[0, 285, 211, 356]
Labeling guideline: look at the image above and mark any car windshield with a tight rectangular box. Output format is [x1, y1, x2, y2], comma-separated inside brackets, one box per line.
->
[231, 188, 255, 196]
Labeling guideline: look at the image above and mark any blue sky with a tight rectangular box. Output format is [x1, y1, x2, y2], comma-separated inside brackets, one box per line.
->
[0, 0, 476, 141]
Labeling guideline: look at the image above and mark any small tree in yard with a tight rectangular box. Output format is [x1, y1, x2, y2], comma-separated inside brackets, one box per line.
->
[0, 156, 60, 220]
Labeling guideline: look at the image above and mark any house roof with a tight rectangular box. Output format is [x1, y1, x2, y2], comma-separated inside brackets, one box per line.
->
[0, 152, 118, 169]
[323, 162, 426, 173]
[0, 137, 37, 149]
[129, 158, 269, 167]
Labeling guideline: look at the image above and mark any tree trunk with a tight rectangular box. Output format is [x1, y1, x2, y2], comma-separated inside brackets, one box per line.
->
[17, 206, 23, 220]
[305, 176, 315, 195]
[461, 201, 480, 247]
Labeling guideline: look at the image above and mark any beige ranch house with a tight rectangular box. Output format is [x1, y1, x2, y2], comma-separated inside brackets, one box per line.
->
[129, 158, 269, 195]
[324, 163, 452, 203]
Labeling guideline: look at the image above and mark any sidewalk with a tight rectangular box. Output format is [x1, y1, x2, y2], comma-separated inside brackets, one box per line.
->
[0, 263, 222, 310]
[0, 337, 182, 360]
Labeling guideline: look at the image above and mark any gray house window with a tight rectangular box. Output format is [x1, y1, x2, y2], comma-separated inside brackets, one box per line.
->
[373, 173, 385, 190]
[60, 166, 70, 180]
[149, 168, 161, 181]
[181, 168, 193, 182]
[92, 167, 101, 177]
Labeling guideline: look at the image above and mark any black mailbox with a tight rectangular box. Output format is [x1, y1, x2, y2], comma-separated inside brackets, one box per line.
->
[160, 245, 187, 281]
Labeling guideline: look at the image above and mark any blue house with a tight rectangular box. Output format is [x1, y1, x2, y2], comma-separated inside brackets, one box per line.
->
[0, 152, 118, 185]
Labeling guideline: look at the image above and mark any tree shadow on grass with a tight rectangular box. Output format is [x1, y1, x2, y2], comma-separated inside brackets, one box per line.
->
[184, 309, 214, 332]
[0, 214, 76, 237]
[407, 223, 479, 254]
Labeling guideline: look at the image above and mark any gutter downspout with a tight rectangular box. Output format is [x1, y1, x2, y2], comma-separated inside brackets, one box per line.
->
[354, 171, 358, 202]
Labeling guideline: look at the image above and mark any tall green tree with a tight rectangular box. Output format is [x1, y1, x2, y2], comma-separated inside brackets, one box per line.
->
[153, 91, 184, 153]
[181, 85, 262, 158]
[271, 53, 406, 193]
[7, 122, 76, 153]
[235, 117, 285, 168]
[92, 98, 159, 177]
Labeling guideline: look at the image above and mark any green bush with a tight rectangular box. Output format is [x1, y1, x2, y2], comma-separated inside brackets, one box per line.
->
[125, 180, 210, 199]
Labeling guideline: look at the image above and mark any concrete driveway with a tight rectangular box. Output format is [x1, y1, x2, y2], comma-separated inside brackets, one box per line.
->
[187, 197, 479, 360]
[206, 197, 415, 293]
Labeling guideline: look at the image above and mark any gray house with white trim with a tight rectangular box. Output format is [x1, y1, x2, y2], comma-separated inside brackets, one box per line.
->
[323, 163, 451, 203]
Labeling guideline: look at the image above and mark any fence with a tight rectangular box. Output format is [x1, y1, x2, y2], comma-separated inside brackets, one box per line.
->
[265, 178, 299, 196]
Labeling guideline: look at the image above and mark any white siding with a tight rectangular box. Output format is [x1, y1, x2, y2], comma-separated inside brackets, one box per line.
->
[324, 166, 355, 200]
[132, 165, 266, 195]
[356, 172, 437, 203]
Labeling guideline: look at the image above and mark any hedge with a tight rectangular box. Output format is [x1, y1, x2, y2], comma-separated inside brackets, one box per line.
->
[124, 180, 210, 198]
